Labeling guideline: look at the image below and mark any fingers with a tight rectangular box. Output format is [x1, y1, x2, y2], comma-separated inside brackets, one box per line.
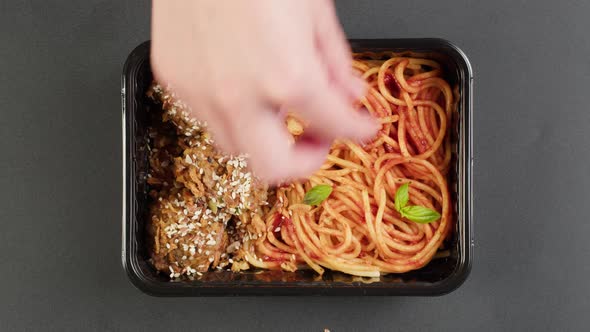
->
[313, 0, 363, 101]
[289, 55, 378, 144]
[196, 112, 239, 156]
[275, 0, 378, 145]
[238, 108, 331, 183]
[168, 93, 328, 183]
[173, 90, 241, 156]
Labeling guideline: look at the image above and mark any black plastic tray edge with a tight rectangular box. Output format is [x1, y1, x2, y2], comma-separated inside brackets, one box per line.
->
[122, 38, 474, 297]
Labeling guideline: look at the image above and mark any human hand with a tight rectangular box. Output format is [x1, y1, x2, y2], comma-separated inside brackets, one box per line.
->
[151, 0, 378, 183]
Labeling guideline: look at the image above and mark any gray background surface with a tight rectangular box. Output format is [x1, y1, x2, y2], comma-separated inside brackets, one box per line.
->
[1, 0, 589, 331]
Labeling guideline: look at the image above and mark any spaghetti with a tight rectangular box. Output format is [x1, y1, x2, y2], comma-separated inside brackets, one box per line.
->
[243, 55, 456, 277]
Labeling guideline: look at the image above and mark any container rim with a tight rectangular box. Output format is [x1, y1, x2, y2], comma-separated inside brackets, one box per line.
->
[122, 38, 474, 296]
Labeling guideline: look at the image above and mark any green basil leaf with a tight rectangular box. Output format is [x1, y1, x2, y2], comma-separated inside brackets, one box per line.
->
[303, 184, 333, 206]
[400, 205, 441, 224]
[394, 183, 409, 212]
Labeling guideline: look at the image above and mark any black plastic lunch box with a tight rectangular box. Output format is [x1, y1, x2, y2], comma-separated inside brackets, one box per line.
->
[122, 39, 474, 296]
